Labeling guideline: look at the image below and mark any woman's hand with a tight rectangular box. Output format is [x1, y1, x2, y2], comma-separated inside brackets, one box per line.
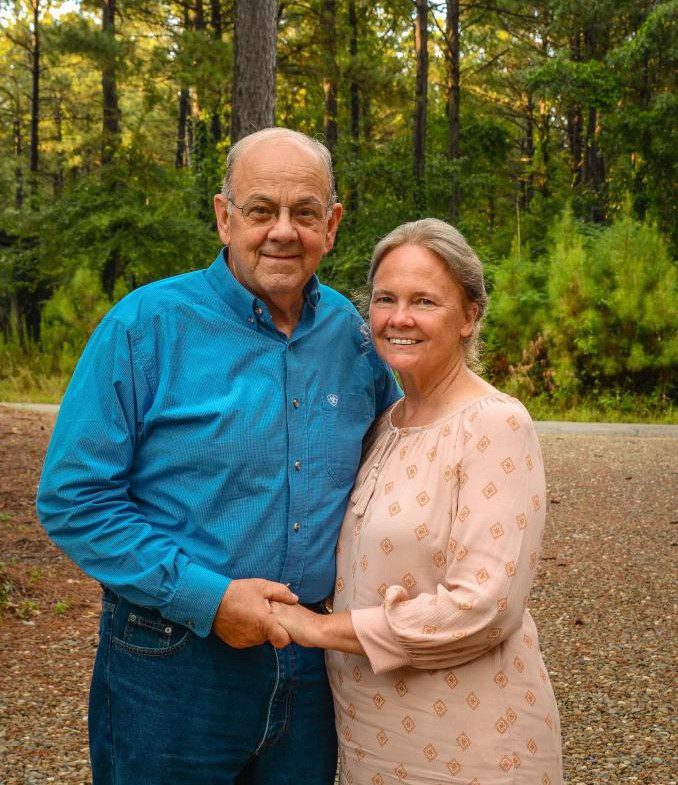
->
[271, 603, 365, 655]
[270, 601, 326, 648]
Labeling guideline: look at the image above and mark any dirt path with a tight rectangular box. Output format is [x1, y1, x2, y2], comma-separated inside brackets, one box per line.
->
[0, 406, 675, 784]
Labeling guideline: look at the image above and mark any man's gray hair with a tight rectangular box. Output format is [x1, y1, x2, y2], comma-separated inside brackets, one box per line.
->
[221, 128, 337, 205]
[367, 218, 488, 368]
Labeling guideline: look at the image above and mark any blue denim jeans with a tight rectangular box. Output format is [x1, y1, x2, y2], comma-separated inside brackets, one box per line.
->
[89, 589, 337, 784]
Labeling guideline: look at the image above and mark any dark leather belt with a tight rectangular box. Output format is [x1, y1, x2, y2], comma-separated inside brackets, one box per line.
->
[301, 600, 331, 615]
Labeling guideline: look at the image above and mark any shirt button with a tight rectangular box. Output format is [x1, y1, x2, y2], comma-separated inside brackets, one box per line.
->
[293, 522, 301, 532]
[292, 399, 300, 408]
[294, 460, 302, 471]
[247, 316, 254, 324]
[254, 306, 263, 316]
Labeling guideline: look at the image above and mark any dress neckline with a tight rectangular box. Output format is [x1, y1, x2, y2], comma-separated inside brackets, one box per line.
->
[386, 391, 507, 434]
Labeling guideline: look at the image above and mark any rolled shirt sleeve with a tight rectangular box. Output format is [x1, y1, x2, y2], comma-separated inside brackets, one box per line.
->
[36, 314, 230, 637]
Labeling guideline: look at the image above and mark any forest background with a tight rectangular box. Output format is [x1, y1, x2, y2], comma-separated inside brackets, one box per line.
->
[0, 0, 675, 421]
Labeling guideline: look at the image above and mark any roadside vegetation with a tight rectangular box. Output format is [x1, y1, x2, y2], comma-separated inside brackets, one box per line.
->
[1, 2, 675, 422]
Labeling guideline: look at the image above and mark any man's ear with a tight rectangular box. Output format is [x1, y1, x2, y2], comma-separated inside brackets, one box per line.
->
[214, 194, 231, 246]
[323, 203, 344, 253]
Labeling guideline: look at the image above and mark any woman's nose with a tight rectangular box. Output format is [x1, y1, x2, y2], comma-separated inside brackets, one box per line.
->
[388, 304, 415, 328]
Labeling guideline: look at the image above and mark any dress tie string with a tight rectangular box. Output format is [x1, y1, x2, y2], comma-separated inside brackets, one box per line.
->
[351, 428, 401, 517]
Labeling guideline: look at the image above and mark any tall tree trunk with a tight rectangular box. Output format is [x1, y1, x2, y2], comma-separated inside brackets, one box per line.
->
[210, 0, 223, 144]
[537, 99, 550, 199]
[175, 0, 191, 167]
[53, 98, 64, 196]
[445, 0, 460, 221]
[29, 0, 40, 199]
[413, 0, 428, 213]
[194, 0, 206, 30]
[321, 0, 338, 155]
[14, 117, 24, 210]
[567, 32, 583, 188]
[101, 0, 121, 165]
[176, 86, 190, 167]
[362, 91, 372, 143]
[521, 92, 535, 209]
[231, 0, 278, 143]
[347, 0, 360, 214]
[583, 105, 606, 220]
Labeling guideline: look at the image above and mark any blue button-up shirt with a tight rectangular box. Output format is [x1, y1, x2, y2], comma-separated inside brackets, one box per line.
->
[36, 252, 400, 637]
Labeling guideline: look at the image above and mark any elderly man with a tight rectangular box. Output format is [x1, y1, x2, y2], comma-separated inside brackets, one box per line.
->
[37, 128, 400, 785]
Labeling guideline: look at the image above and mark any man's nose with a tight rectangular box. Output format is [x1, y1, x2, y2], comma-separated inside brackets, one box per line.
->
[267, 206, 298, 242]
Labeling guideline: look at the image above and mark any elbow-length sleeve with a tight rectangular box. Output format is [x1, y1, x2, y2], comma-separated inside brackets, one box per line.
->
[351, 399, 546, 674]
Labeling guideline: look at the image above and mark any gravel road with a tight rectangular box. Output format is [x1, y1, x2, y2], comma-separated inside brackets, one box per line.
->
[0, 406, 675, 784]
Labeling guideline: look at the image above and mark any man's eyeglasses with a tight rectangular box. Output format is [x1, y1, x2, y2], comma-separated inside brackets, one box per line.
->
[228, 198, 330, 229]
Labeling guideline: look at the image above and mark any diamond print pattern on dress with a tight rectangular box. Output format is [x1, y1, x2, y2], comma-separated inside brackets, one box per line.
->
[482, 481, 498, 498]
[457, 732, 471, 750]
[423, 743, 437, 761]
[447, 759, 461, 775]
[401, 715, 415, 733]
[394, 679, 408, 697]
[500, 754, 513, 772]
[327, 394, 561, 784]
[432, 550, 446, 568]
[466, 692, 480, 710]
[414, 523, 429, 540]
[494, 671, 508, 688]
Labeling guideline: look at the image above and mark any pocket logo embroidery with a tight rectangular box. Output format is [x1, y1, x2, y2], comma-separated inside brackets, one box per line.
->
[327, 394, 339, 406]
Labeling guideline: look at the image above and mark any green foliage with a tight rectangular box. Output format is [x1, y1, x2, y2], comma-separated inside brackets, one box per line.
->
[33, 152, 218, 291]
[0, 0, 675, 420]
[486, 203, 677, 408]
[40, 267, 115, 375]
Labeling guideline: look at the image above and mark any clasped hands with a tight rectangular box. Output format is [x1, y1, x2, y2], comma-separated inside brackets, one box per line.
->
[212, 577, 326, 649]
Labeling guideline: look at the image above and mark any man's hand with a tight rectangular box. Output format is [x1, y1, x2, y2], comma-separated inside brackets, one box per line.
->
[212, 579, 298, 649]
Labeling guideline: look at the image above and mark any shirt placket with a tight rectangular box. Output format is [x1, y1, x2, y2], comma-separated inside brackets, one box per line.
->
[278, 338, 309, 591]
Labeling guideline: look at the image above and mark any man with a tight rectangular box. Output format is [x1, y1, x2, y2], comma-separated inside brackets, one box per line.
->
[37, 127, 400, 784]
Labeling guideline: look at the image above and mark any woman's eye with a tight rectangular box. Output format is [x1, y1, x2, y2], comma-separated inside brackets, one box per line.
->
[417, 298, 434, 306]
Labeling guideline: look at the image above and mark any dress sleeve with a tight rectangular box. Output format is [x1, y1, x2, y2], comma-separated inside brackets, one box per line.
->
[351, 399, 546, 674]
[35, 314, 231, 637]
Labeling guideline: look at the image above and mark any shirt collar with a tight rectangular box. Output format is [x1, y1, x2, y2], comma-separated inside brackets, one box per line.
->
[204, 248, 321, 327]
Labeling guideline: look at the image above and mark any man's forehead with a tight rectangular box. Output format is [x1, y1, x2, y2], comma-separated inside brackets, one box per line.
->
[231, 139, 330, 196]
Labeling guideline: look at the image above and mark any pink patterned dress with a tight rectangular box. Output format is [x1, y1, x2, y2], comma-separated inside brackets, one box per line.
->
[327, 393, 563, 785]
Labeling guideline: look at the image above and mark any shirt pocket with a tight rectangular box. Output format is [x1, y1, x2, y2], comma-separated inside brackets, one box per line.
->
[321, 392, 373, 488]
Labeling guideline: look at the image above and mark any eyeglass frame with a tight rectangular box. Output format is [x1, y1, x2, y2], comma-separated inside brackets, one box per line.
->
[226, 196, 334, 227]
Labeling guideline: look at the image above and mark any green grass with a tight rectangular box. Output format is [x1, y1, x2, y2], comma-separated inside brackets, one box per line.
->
[0, 372, 68, 404]
[523, 394, 676, 425]
[1, 379, 675, 424]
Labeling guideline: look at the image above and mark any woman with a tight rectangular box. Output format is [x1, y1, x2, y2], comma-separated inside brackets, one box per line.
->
[273, 218, 563, 784]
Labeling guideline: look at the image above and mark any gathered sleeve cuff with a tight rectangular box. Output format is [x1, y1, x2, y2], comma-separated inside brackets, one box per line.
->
[351, 605, 410, 674]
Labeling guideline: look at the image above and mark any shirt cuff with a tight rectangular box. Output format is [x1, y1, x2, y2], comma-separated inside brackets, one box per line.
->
[165, 562, 231, 638]
[351, 606, 410, 674]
